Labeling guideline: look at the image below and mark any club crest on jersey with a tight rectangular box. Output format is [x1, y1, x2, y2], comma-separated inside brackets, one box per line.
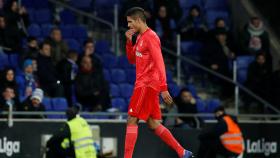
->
[136, 51, 143, 57]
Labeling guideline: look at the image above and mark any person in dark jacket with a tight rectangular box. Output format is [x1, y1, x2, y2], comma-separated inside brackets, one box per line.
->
[80, 39, 103, 74]
[76, 56, 110, 111]
[153, 0, 182, 22]
[57, 50, 79, 106]
[198, 106, 243, 158]
[241, 17, 270, 55]
[0, 68, 18, 94]
[20, 88, 45, 118]
[204, 28, 235, 98]
[20, 36, 39, 64]
[174, 88, 198, 128]
[0, 14, 23, 52]
[0, 86, 20, 117]
[37, 41, 64, 97]
[178, 5, 207, 41]
[45, 27, 69, 65]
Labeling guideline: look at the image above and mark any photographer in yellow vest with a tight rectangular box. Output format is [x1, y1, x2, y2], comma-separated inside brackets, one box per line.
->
[46, 106, 97, 158]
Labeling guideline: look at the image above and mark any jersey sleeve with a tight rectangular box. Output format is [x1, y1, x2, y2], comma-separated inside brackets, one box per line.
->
[148, 36, 168, 91]
[126, 40, 136, 64]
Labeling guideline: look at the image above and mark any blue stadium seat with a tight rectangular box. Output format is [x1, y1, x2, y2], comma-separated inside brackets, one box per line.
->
[118, 55, 135, 69]
[70, 0, 93, 10]
[196, 99, 206, 113]
[33, 0, 49, 9]
[8, 54, 19, 69]
[22, 0, 35, 8]
[42, 98, 52, 111]
[206, 98, 221, 113]
[236, 56, 254, 83]
[72, 25, 87, 39]
[181, 41, 203, 56]
[94, 0, 118, 21]
[0, 53, 9, 70]
[205, 0, 228, 10]
[166, 70, 173, 84]
[179, 0, 203, 9]
[206, 11, 229, 29]
[119, 84, 134, 99]
[168, 83, 181, 97]
[111, 69, 127, 83]
[27, 24, 41, 38]
[60, 10, 77, 25]
[103, 69, 111, 82]
[102, 54, 118, 69]
[125, 69, 136, 84]
[111, 98, 127, 112]
[52, 98, 68, 111]
[60, 25, 73, 38]
[95, 40, 110, 54]
[110, 84, 120, 97]
[34, 9, 52, 24]
[41, 24, 54, 37]
[186, 84, 198, 98]
[236, 56, 255, 69]
[237, 68, 248, 84]
[65, 38, 81, 52]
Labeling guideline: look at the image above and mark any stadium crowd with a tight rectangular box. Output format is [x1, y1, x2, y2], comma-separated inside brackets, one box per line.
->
[0, 0, 279, 121]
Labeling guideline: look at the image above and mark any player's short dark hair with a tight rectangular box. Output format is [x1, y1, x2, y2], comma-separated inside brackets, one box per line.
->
[125, 7, 146, 22]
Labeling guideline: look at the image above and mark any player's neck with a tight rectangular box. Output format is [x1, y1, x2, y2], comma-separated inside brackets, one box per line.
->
[139, 24, 149, 34]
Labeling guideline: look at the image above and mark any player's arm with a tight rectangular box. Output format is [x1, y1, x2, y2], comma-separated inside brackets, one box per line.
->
[125, 29, 136, 64]
[149, 37, 173, 105]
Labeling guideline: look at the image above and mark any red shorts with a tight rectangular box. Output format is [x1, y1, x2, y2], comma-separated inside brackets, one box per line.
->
[128, 87, 162, 121]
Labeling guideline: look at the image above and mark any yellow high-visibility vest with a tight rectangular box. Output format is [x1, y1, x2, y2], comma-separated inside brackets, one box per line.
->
[62, 116, 97, 158]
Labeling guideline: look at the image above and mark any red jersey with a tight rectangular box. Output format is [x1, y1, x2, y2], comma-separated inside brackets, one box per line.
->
[126, 28, 168, 92]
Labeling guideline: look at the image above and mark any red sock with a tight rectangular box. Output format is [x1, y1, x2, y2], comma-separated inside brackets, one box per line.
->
[124, 125, 138, 158]
[154, 124, 185, 157]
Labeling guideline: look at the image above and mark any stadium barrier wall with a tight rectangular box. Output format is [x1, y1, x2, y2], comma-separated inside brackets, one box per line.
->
[0, 120, 279, 158]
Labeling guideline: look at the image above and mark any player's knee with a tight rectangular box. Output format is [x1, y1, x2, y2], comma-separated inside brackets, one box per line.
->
[127, 116, 138, 125]
[147, 119, 160, 130]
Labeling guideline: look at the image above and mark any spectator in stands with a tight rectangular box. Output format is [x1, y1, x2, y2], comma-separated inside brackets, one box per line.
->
[245, 53, 271, 112]
[20, 88, 45, 118]
[153, 0, 182, 22]
[46, 27, 68, 65]
[121, 0, 154, 28]
[178, 5, 207, 41]
[16, 59, 38, 99]
[204, 28, 235, 98]
[57, 50, 78, 106]
[76, 56, 110, 111]
[241, 17, 270, 55]
[20, 36, 39, 64]
[154, 5, 176, 46]
[174, 88, 198, 128]
[198, 106, 244, 158]
[0, 0, 4, 11]
[204, 28, 235, 76]
[81, 39, 103, 74]
[0, 14, 23, 52]
[3, 0, 29, 29]
[37, 41, 64, 97]
[0, 86, 19, 112]
[0, 68, 18, 94]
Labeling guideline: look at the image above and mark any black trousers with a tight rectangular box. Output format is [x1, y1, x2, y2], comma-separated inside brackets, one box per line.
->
[197, 138, 239, 158]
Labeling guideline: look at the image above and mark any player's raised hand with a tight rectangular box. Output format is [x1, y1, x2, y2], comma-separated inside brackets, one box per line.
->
[125, 29, 135, 41]
[161, 91, 173, 105]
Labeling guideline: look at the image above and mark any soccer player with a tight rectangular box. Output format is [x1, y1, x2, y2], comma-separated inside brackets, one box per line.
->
[124, 7, 193, 158]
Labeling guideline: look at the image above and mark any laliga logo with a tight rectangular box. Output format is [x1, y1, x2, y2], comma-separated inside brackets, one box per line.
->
[0, 137, 20, 157]
[246, 138, 277, 157]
